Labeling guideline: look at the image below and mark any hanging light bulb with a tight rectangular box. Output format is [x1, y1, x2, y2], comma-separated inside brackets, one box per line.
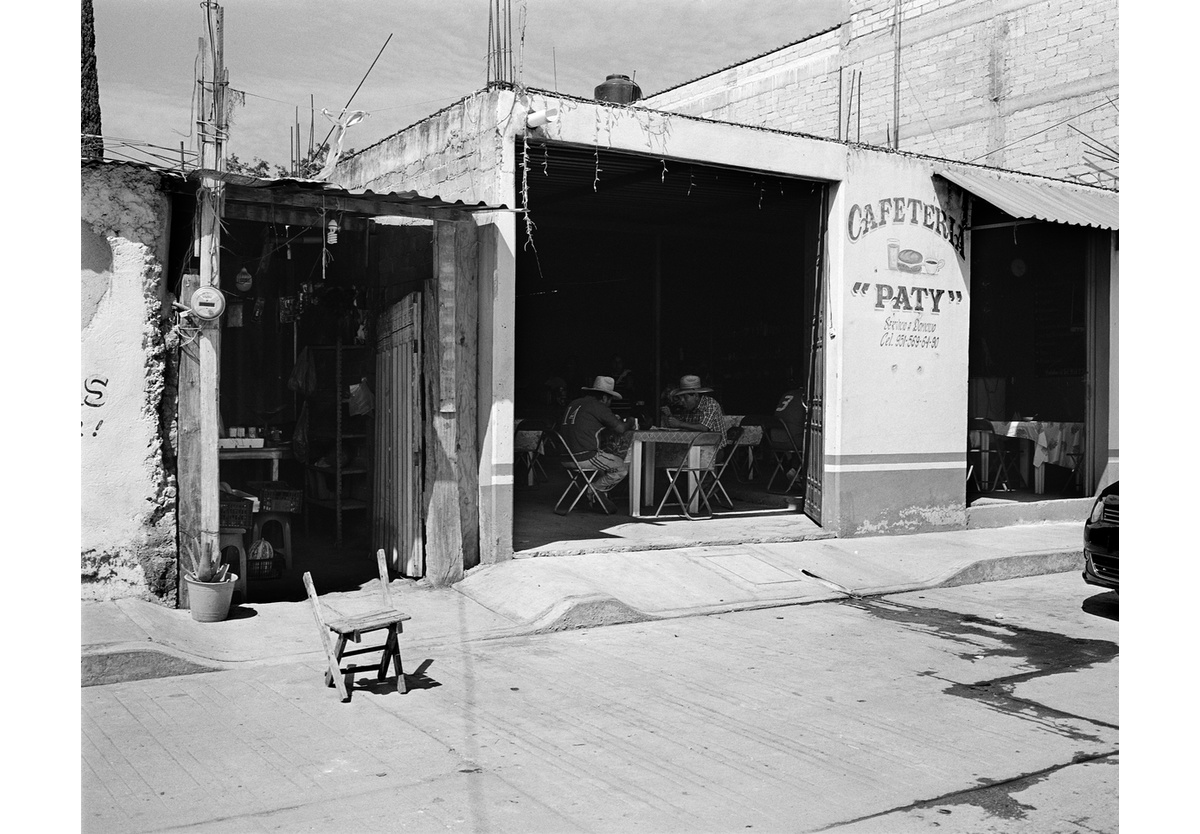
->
[326, 218, 340, 245]
[235, 267, 253, 292]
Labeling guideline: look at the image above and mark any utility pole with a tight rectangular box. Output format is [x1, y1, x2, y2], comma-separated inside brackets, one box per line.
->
[181, 1, 227, 602]
[893, 0, 902, 149]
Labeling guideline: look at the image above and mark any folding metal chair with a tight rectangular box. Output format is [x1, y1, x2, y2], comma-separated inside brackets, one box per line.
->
[967, 418, 1017, 492]
[653, 431, 723, 520]
[551, 429, 612, 515]
[766, 417, 805, 494]
[702, 425, 743, 509]
[515, 426, 549, 486]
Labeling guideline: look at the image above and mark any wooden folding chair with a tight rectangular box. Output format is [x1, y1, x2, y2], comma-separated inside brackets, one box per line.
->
[552, 429, 612, 515]
[303, 549, 411, 702]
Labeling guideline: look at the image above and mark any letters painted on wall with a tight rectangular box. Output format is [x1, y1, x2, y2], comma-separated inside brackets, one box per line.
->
[846, 191, 966, 354]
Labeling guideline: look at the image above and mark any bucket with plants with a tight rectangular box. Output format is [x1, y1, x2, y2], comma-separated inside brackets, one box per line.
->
[182, 538, 237, 622]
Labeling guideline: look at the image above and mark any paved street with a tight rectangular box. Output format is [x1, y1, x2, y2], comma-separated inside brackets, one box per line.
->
[83, 572, 1117, 833]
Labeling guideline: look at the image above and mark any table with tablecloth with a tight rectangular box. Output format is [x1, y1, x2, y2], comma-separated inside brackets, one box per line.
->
[514, 420, 550, 486]
[629, 423, 762, 518]
[989, 420, 1084, 494]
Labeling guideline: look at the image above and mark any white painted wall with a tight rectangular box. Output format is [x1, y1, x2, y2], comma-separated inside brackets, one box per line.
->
[81, 163, 176, 602]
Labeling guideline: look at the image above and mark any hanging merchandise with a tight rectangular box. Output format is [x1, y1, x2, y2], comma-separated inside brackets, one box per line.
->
[235, 267, 253, 292]
[348, 378, 375, 416]
[279, 296, 298, 323]
[288, 347, 318, 397]
[292, 402, 311, 464]
[226, 301, 243, 328]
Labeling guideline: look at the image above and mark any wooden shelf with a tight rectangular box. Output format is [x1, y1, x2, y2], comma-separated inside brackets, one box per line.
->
[301, 339, 372, 546]
[307, 498, 368, 511]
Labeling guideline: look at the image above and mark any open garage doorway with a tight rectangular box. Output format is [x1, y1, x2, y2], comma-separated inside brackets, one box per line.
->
[510, 141, 828, 552]
[967, 198, 1110, 505]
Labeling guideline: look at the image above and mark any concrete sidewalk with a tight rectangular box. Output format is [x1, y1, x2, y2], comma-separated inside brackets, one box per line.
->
[81, 521, 1084, 686]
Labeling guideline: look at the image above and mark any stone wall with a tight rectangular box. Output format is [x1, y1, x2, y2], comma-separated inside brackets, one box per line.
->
[81, 161, 177, 603]
[644, 0, 1119, 184]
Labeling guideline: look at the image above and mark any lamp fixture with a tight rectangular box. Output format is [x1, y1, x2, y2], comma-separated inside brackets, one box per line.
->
[525, 107, 560, 130]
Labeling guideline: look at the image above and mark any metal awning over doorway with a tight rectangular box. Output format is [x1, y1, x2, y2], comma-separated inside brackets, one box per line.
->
[935, 164, 1118, 230]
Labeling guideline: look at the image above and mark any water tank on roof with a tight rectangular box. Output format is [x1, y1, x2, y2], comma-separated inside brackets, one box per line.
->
[595, 74, 641, 105]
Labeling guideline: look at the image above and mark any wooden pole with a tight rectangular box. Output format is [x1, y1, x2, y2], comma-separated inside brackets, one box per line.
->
[181, 1, 226, 603]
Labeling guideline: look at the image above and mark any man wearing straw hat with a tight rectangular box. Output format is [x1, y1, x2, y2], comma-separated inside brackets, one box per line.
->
[560, 375, 635, 513]
[660, 374, 728, 447]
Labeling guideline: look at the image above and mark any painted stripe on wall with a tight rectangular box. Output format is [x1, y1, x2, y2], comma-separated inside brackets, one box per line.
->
[825, 452, 964, 472]
[828, 461, 965, 473]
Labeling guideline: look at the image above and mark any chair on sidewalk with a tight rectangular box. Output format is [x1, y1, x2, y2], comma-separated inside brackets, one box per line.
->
[551, 429, 612, 515]
[303, 549, 410, 702]
[653, 431, 723, 520]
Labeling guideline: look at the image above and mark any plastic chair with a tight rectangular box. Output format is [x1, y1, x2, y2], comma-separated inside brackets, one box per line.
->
[302, 549, 411, 703]
[766, 417, 805, 494]
[218, 527, 249, 597]
[551, 429, 612, 515]
[653, 431, 723, 520]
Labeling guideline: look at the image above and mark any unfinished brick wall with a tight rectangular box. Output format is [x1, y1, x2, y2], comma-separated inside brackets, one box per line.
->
[334, 91, 509, 206]
[81, 162, 178, 603]
[643, 0, 1119, 184]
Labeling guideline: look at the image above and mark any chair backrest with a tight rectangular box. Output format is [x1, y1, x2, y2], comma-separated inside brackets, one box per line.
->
[552, 429, 599, 470]
[771, 416, 803, 452]
[375, 548, 393, 609]
[684, 431, 724, 470]
[968, 418, 996, 452]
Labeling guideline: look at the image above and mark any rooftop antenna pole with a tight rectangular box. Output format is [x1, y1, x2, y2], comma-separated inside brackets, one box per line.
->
[318, 33, 393, 151]
[553, 47, 558, 90]
[892, 0, 902, 149]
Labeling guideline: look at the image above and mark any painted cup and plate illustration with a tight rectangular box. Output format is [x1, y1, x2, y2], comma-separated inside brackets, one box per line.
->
[887, 239, 943, 274]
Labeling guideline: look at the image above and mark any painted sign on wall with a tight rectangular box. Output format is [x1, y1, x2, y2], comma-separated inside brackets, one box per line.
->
[846, 192, 967, 353]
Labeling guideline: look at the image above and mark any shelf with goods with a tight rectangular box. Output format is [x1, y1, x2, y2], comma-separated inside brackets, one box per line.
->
[302, 341, 373, 547]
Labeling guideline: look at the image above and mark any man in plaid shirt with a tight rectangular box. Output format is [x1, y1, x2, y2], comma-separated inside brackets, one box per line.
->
[659, 374, 728, 449]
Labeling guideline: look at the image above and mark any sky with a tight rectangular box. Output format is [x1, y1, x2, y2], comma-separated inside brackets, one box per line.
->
[91, 0, 846, 169]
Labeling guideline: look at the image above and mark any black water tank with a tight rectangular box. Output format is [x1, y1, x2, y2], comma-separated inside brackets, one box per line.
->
[594, 74, 641, 104]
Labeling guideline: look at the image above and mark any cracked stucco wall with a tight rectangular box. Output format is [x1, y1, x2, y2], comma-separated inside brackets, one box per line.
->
[81, 163, 177, 604]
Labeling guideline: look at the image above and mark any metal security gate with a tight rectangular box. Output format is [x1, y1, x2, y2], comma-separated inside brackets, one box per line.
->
[800, 186, 828, 523]
[374, 293, 423, 577]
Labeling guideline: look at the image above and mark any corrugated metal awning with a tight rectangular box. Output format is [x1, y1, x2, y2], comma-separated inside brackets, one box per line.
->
[935, 164, 1118, 230]
[189, 169, 506, 223]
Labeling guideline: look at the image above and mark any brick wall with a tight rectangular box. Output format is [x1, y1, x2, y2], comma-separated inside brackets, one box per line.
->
[643, 0, 1118, 184]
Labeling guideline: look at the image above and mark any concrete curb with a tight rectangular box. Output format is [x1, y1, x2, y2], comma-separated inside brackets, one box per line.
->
[81, 546, 1083, 687]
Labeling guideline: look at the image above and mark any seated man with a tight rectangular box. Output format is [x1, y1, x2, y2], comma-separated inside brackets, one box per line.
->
[559, 375, 635, 512]
[769, 386, 807, 446]
[659, 374, 728, 446]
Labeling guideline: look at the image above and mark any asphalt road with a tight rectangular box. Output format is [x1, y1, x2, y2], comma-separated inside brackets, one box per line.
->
[82, 572, 1118, 833]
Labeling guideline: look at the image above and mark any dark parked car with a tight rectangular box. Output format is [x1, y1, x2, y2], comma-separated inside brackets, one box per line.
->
[1083, 480, 1119, 592]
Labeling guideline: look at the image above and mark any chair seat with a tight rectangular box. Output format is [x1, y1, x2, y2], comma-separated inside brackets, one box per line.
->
[326, 608, 411, 635]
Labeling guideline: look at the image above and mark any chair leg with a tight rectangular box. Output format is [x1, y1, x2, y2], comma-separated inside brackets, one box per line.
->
[304, 572, 351, 702]
[326, 634, 348, 688]
[391, 625, 407, 694]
